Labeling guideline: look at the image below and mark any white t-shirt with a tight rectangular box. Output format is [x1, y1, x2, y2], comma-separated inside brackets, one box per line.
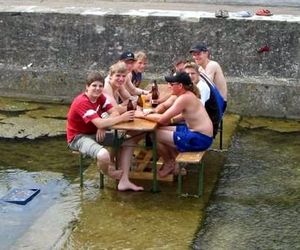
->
[196, 79, 211, 105]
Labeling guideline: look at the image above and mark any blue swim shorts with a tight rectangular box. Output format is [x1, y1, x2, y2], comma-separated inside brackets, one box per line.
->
[173, 125, 213, 152]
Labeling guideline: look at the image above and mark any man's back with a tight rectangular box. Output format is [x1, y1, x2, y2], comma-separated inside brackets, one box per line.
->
[204, 60, 227, 101]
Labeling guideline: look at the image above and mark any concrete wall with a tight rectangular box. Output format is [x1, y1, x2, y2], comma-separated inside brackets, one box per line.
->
[0, 8, 299, 118]
[112, 0, 300, 7]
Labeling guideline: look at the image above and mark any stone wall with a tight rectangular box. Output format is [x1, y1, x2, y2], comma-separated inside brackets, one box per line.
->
[0, 8, 299, 118]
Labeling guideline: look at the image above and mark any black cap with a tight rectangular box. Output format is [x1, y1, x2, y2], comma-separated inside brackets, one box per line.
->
[120, 51, 135, 61]
[189, 45, 208, 53]
[165, 72, 193, 86]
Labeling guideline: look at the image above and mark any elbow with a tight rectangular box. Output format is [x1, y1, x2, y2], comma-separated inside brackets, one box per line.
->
[158, 118, 169, 126]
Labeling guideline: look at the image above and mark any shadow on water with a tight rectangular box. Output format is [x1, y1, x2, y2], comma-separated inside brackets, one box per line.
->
[193, 129, 300, 250]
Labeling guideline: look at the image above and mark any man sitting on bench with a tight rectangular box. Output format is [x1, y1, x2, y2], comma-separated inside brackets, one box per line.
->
[135, 72, 213, 177]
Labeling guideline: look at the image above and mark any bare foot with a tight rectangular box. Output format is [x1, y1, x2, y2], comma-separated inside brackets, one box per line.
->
[158, 162, 175, 178]
[172, 163, 187, 176]
[118, 181, 144, 191]
[107, 167, 123, 180]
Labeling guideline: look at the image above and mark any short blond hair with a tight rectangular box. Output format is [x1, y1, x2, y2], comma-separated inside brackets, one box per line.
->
[109, 62, 128, 76]
[134, 51, 147, 60]
[184, 62, 199, 72]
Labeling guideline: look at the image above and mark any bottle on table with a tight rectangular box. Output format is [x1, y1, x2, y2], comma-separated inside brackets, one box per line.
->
[127, 98, 134, 111]
[136, 94, 143, 111]
[151, 80, 159, 108]
[127, 98, 135, 122]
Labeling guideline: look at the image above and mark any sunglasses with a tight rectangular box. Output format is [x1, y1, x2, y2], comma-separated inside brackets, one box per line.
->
[168, 82, 180, 86]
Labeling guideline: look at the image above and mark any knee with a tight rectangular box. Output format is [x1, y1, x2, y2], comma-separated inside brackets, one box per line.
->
[97, 148, 110, 164]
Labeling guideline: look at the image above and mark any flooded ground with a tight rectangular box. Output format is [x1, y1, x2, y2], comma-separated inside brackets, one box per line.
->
[0, 97, 299, 249]
[193, 122, 300, 250]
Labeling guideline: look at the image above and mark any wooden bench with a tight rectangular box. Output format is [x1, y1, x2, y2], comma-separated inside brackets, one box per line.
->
[175, 151, 206, 197]
[72, 151, 104, 188]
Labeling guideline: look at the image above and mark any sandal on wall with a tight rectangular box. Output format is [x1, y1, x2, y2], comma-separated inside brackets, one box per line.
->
[234, 11, 252, 17]
[256, 9, 273, 16]
[222, 10, 229, 18]
[215, 10, 222, 18]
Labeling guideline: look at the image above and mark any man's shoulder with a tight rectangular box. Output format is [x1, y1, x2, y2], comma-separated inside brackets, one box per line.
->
[73, 93, 86, 103]
[197, 79, 210, 90]
[207, 60, 220, 68]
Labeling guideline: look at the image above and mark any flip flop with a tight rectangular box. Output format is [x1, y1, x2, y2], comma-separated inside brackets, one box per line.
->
[233, 11, 252, 17]
[215, 10, 222, 18]
[256, 9, 273, 16]
[222, 10, 229, 18]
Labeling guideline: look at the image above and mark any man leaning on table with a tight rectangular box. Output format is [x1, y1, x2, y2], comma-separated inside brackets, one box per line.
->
[135, 72, 213, 177]
[67, 71, 143, 191]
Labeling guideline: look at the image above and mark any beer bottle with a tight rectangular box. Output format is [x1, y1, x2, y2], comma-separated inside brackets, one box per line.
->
[151, 80, 159, 108]
[136, 94, 143, 111]
[127, 98, 134, 111]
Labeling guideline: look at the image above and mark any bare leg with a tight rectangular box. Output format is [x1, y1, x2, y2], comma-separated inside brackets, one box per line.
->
[117, 134, 144, 191]
[155, 129, 180, 177]
[97, 148, 123, 180]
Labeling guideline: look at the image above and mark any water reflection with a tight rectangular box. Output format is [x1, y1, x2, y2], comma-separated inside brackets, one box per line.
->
[193, 129, 300, 250]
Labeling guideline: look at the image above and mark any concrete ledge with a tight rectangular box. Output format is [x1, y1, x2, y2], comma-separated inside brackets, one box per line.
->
[0, 5, 300, 118]
[227, 77, 300, 119]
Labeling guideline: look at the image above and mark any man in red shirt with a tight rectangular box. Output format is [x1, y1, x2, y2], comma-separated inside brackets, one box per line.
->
[67, 71, 143, 191]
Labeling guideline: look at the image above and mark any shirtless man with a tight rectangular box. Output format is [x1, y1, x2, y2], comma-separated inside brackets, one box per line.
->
[103, 61, 132, 114]
[67, 71, 143, 191]
[189, 45, 228, 110]
[103, 62, 144, 191]
[135, 72, 213, 177]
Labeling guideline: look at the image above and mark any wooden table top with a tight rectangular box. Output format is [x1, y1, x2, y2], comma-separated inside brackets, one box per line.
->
[111, 84, 170, 131]
[110, 118, 157, 131]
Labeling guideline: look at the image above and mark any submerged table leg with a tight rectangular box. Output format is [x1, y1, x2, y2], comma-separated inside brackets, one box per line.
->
[151, 130, 159, 192]
[114, 130, 120, 170]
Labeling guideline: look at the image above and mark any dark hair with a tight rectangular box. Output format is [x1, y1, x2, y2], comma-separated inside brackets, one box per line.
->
[86, 71, 104, 86]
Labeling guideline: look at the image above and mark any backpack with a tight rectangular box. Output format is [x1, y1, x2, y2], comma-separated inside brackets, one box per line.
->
[200, 72, 225, 137]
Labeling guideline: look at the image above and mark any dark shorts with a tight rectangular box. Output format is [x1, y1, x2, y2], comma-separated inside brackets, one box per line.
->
[173, 125, 213, 152]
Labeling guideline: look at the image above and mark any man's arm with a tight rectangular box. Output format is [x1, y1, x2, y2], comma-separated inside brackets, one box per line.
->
[124, 75, 148, 96]
[154, 95, 177, 114]
[137, 96, 185, 125]
[91, 109, 134, 129]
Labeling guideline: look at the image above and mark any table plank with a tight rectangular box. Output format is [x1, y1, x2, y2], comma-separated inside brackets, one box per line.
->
[111, 118, 157, 131]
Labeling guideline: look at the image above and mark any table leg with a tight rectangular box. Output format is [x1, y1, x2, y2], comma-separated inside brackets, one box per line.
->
[151, 130, 159, 192]
[114, 130, 120, 170]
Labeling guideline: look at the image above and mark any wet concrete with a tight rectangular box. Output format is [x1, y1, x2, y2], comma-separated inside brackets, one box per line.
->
[193, 120, 300, 250]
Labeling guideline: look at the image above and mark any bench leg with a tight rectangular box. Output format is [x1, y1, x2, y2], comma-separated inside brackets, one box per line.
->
[100, 172, 104, 189]
[177, 162, 184, 196]
[79, 154, 84, 188]
[79, 153, 105, 189]
[177, 160, 204, 197]
[219, 119, 223, 150]
[198, 161, 204, 197]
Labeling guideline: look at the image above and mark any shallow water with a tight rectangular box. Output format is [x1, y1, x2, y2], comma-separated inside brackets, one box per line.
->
[1, 96, 299, 249]
[0, 136, 225, 250]
[193, 129, 300, 250]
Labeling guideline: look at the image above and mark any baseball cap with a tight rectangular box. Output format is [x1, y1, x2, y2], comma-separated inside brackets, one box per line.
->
[189, 45, 208, 53]
[120, 51, 136, 61]
[165, 72, 193, 86]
